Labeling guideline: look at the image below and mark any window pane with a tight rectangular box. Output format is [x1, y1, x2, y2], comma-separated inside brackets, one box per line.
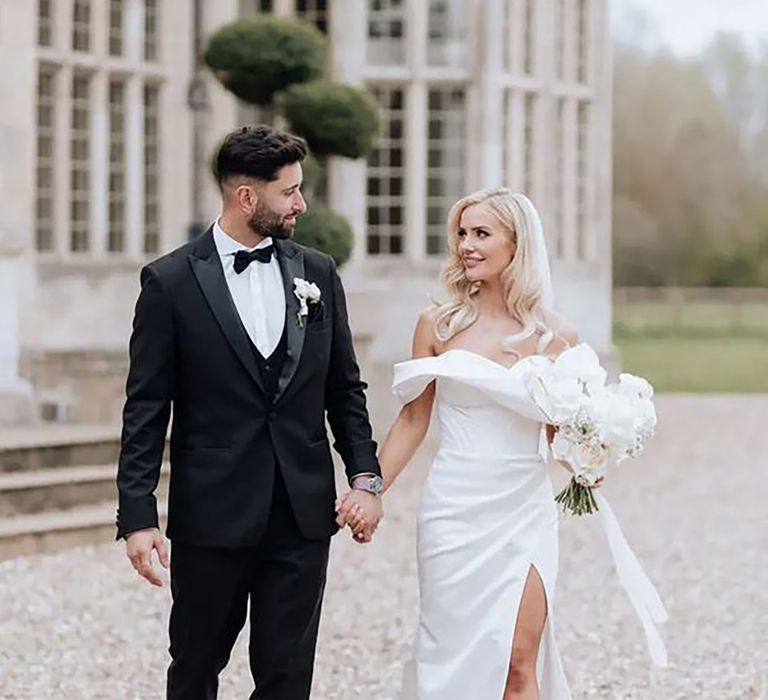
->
[504, 0, 536, 75]
[523, 92, 536, 196]
[577, 0, 590, 84]
[144, 0, 159, 61]
[367, 0, 405, 66]
[523, 0, 536, 75]
[296, 0, 328, 33]
[109, 0, 124, 56]
[366, 86, 406, 256]
[144, 84, 161, 254]
[427, 0, 468, 68]
[38, 0, 54, 47]
[109, 80, 127, 253]
[36, 66, 57, 252]
[70, 74, 91, 253]
[577, 101, 590, 259]
[72, 0, 91, 52]
[426, 86, 467, 256]
[239, 0, 273, 13]
[554, 0, 566, 81]
[553, 97, 566, 258]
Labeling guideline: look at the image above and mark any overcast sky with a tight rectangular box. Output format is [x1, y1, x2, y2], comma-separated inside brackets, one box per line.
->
[612, 0, 768, 56]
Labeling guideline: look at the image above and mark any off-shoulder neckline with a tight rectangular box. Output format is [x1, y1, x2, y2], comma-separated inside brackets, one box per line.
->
[411, 348, 551, 373]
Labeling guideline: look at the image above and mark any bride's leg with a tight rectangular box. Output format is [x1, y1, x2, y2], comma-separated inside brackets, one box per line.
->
[503, 565, 548, 700]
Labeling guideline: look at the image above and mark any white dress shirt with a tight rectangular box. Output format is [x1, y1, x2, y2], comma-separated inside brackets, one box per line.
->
[213, 220, 286, 358]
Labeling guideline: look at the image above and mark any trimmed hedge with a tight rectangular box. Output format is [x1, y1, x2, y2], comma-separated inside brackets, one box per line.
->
[204, 16, 326, 106]
[293, 203, 354, 267]
[279, 80, 380, 159]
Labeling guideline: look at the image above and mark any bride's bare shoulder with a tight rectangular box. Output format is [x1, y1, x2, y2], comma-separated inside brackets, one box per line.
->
[412, 308, 441, 358]
[541, 311, 580, 348]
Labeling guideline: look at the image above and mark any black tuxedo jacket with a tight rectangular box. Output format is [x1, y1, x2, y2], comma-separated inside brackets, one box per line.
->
[116, 229, 380, 546]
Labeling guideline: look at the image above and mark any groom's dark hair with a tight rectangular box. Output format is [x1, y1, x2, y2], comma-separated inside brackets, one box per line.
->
[213, 125, 308, 190]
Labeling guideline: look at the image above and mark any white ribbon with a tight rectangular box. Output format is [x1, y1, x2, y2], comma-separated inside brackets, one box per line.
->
[593, 491, 669, 666]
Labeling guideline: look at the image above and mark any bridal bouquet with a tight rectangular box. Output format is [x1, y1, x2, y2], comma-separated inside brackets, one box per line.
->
[527, 344, 657, 515]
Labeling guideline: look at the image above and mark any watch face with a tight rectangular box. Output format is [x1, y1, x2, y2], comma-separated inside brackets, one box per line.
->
[353, 475, 383, 495]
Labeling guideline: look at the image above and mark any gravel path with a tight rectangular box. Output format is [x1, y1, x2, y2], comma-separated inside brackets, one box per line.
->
[1, 396, 766, 699]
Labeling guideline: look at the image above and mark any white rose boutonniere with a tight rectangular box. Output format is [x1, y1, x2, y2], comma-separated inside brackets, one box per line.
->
[293, 277, 322, 327]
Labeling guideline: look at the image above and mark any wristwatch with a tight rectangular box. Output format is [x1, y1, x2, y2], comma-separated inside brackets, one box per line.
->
[351, 474, 384, 497]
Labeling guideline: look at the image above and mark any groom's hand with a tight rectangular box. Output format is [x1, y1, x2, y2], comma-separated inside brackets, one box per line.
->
[125, 527, 169, 587]
[335, 491, 383, 544]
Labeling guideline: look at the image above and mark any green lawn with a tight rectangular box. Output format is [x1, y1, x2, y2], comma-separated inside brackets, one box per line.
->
[616, 335, 768, 393]
[614, 299, 768, 392]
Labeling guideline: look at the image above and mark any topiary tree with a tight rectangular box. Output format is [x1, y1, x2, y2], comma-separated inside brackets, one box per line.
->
[279, 80, 380, 160]
[292, 203, 354, 267]
[300, 153, 323, 196]
[203, 16, 326, 106]
[204, 15, 381, 267]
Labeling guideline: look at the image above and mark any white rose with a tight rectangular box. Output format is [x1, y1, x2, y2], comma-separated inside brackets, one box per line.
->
[293, 278, 322, 324]
[617, 373, 654, 401]
[574, 441, 607, 470]
[592, 391, 637, 449]
[634, 398, 657, 434]
[609, 375, 657, 437]
[293, 278, 321, 302]
[529, 373, 586, 424]
[551, 343, 607, 395]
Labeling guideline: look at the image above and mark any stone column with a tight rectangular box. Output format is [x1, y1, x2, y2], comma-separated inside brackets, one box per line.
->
[0, 234, 34, 425]
[404, 0, 428, 264]
[591, 0, 615, 353]
[476, 0, 505, 190]
[0, 1, 36, 423]
[200, 0, 240, 221]
[328, 0, 368, 265]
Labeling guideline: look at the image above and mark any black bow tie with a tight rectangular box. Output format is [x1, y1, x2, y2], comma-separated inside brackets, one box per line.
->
[233, 246, 274, 274]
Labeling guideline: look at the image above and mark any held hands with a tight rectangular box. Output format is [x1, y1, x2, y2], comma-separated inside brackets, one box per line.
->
[335, 489, 383, 544]
[125, 527, 169, 586]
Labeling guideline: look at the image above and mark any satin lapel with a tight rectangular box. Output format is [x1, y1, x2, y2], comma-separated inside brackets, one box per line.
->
[274, 240, 306, 403]
[188, 230, 266, 394]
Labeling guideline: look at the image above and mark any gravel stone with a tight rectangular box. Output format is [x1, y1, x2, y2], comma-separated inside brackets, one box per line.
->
[0, 396, 765, 699]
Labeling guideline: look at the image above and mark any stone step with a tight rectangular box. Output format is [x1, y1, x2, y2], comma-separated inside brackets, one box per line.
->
[0, 463, 170, 517]
[0, 423, 171, 473]
[0, 423, 122, 472]
[0, 500, 169, 561]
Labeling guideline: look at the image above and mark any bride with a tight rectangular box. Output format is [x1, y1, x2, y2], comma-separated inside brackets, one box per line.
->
[336, 188, 666, 700]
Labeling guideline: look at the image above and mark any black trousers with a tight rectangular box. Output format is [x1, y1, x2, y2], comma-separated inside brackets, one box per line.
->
[166, 468, 331, 700]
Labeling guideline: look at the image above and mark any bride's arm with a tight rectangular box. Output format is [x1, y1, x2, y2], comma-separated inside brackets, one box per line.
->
[546, 423, 573, 475]
[378, 312, 438, 493]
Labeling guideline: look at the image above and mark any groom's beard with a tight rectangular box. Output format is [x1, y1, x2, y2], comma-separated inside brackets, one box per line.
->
[248, 200, 295, 241]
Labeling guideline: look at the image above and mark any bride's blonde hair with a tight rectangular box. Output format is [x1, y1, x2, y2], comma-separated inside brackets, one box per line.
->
[433, 188, 550, 347]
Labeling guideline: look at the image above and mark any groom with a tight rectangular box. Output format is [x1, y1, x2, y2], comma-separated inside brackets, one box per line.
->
[116, 125, 383, 699]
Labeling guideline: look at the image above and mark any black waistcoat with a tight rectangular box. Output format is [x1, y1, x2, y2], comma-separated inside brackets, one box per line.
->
[248, 325, 288, 402]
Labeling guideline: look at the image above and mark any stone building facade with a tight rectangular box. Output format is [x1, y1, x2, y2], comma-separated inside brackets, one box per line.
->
[0, 0, 613, 426]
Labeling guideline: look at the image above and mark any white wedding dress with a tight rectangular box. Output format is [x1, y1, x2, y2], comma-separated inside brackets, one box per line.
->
[392, 342, 668, 700]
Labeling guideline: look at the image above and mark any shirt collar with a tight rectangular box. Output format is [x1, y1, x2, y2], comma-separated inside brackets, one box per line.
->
[213, 219, 274, 257]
